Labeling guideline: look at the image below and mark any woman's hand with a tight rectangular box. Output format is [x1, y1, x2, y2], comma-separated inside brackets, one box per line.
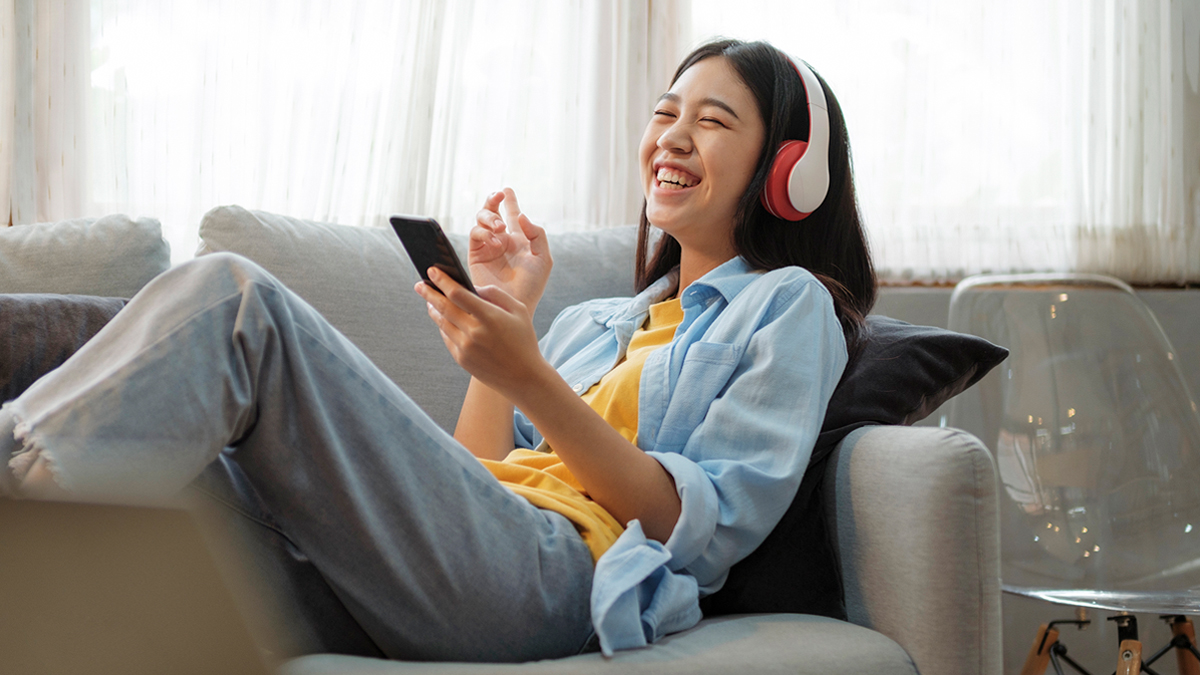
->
[470, 188, 552, 310]
[415, 267, 550, 400]
[417, 264, 683, 543]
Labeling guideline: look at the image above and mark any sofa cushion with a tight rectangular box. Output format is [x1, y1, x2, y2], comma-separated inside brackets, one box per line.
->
[197, 206, 635, 432]
[0, 215, 170, 297]
[0, 294, 129, 402]
[701, 317, 1008, 619]
[278, 614, 918, 674]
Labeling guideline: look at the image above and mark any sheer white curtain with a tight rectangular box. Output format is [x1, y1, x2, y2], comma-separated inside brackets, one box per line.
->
[0, 0, 11, 224]
[5, 1, 1197, 282]
[691, 0, 1200, 284]
[6, 0, 688, 260]
[3, 0, 89, 226]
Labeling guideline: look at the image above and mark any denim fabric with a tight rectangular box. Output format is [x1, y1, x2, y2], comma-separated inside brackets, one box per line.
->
[1, 253, 595, 663]
[515, 257, 848, 655]
[186, 454, 389, 658]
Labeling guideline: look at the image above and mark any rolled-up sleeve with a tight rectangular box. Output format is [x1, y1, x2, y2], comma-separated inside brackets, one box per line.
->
[648, 276, 847, 590]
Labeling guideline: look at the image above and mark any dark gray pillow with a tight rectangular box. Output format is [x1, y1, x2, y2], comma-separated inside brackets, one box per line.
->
[701, 315, 1009, 619]
[0, 294, 128, 402]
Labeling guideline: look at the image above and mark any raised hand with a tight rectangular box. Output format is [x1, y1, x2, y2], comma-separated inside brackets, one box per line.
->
[469, 188, 552, 310]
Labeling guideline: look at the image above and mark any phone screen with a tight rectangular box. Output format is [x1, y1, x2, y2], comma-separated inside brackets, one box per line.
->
[389, 216, 477, 295]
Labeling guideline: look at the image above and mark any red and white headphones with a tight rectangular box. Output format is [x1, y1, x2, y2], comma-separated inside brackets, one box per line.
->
[760, 55, 831, 222]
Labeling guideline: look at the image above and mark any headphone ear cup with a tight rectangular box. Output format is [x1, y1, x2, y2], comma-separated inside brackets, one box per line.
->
[760, 140, 811, 221]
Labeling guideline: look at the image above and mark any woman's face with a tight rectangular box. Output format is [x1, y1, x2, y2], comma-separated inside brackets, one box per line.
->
[639, 56, 766, 256]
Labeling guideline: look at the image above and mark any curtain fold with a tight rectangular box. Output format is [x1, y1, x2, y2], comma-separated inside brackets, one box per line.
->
[7, 0, 88, 226]
[1, 0, 12, 225]
[1074, 0, 1200, 284]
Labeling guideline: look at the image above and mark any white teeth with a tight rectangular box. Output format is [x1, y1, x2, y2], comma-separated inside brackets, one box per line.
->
[656, 167, 698, 188]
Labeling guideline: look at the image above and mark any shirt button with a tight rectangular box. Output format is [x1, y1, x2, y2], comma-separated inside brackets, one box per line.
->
[572, 383, 585, 394]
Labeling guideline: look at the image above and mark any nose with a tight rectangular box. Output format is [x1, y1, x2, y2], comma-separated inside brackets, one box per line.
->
[657, 119, 692, 154]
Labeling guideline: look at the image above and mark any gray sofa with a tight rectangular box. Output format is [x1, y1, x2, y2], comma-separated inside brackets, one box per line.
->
[0, 207, 1003, 675]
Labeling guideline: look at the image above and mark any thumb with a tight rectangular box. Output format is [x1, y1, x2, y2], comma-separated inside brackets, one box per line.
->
[477, 284, 526, 314]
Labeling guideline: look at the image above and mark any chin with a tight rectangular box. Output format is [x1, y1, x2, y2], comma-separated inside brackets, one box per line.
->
[644, 208, 681, 234]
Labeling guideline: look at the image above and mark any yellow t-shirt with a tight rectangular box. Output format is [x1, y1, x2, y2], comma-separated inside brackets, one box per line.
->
[480, 298, 685, 562]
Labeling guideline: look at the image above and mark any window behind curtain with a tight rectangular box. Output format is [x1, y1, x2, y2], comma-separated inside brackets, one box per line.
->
[7, 0, 1197, 282]
[690, 0, 1200, 285]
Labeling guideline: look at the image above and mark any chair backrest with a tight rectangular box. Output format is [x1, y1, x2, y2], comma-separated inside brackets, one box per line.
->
[946, 273, 1200, 610]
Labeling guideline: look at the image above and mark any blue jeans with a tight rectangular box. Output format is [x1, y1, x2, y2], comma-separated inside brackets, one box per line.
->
[1, 253, 596, 662]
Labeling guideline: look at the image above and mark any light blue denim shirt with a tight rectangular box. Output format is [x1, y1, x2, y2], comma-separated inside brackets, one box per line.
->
[513, 256, 849, 656]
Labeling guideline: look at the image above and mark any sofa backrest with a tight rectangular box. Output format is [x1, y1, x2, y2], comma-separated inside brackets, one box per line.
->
[198, 206, 638, 431]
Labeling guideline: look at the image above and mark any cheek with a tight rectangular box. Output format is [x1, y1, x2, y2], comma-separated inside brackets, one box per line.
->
[717, 142, 763, 199]
[638, 129, 657, 185]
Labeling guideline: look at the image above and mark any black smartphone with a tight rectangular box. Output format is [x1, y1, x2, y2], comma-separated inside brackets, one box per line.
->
[389, 215, 477, 295]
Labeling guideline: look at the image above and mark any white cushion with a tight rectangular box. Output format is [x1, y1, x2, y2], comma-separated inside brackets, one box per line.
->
[0, 215, 170, 297]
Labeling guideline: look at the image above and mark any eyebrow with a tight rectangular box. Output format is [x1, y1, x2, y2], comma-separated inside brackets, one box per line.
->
[657, 92, 741, 120]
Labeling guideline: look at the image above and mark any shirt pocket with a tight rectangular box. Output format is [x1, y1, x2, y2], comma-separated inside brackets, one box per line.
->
[656, 341, 741, 450]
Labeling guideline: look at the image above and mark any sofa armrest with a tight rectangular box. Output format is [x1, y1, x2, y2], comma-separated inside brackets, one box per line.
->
[824, 425, 1002, 675]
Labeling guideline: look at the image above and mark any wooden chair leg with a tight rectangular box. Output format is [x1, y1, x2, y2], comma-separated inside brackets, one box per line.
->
[1020, 624, 1060, 675]
[1172, 617, 1200, 675]
[1117, 639, 1142, 675]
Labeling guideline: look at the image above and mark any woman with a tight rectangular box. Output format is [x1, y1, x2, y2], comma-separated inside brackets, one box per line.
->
[2, 39, 874, 662]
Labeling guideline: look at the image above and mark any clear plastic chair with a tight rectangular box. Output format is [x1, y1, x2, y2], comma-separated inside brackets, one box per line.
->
[945, 273, 1200, 675]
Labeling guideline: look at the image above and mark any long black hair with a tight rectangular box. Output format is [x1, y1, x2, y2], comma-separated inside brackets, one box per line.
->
[635, 39, 876, 354]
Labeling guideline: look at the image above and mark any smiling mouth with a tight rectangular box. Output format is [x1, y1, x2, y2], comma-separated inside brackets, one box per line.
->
[656, 167, 700, 190]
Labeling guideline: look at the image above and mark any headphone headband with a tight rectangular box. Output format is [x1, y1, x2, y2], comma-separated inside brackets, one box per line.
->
[760, 55, 832, 221]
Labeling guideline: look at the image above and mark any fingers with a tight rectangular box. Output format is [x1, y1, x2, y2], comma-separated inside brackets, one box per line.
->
[469, 222, 502, 250]
[476, 190, 506, 232]
[415, 279, 465, 332]
[501, 187, 522, 232]
[475, 282, 523, 313]
[516, 213, 550, 261]
[477, 187, 533, 238]
[418, 268, 527, 327]
[483, 190, 505, 211]
[415, 269, 526, 365]
[418, 267, 501, 317]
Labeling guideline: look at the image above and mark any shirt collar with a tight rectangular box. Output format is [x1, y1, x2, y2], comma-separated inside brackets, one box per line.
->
[679, 257, 759, 308]
[591, 257, 762, 327]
